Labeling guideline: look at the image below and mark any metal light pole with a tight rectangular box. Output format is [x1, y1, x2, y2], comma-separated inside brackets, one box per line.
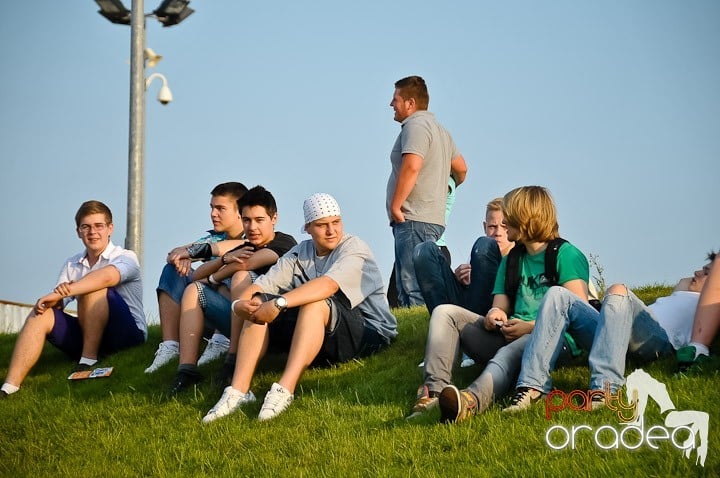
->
[126, 0, 146, 264]
[95, 0, 194, 267]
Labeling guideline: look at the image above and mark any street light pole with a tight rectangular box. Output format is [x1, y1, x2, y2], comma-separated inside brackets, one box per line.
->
[95, 0, 194, 266]
[126, 0, 146, 265]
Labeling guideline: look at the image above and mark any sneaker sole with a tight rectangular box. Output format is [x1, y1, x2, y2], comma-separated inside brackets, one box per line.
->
[439, 387, 461, 424]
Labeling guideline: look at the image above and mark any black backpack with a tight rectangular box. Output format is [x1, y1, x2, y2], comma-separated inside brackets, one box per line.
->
[504, 238, 601, 312]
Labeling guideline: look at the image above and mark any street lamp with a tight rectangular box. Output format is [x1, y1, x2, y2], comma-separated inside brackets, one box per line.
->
[94, 0, 193, 267]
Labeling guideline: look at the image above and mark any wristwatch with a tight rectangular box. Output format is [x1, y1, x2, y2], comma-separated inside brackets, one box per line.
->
[274, 296, 288, 311]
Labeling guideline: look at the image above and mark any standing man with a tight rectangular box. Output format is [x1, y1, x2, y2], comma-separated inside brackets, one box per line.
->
[386, 75, 467, 307]
[0, 201, 146, 398]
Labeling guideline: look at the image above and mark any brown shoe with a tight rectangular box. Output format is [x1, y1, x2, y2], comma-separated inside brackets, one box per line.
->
[407, 384, 439, 419]
[439, 385, 477, 423]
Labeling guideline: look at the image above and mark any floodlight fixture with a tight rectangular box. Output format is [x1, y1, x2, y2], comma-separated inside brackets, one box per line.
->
[153, 0, 194, 27]
[95, 0, 131, 25]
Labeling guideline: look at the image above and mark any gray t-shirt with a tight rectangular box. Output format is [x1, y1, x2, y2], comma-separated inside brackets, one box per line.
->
[254, 234, 398, 341]
[386, 110, 459, 225]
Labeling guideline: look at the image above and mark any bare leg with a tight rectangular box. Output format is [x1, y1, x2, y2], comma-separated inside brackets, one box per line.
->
[77, 288, 110, 360]
[178, 284, 205, 365]
[158, 291, 181, 342]
[228, 272, 252, 355]
[277, 300, 330, 393]
[230, 320, 270, 393]
[690, 257, 720, 347]
[4, 309, 56, 387]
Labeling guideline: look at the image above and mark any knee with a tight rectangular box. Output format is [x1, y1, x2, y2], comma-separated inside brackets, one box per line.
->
[471, 236, 496, 255]
[413, 241, 439, 263]
[605, 284, 629, 297]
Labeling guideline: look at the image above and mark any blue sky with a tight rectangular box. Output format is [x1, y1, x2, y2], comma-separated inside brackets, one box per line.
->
[1, 1, 718, 318]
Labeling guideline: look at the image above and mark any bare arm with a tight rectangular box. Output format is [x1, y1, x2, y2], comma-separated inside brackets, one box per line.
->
[450, 154, 467, 186]
[390, 153, 423, 223]
[237, 276, 340, 324]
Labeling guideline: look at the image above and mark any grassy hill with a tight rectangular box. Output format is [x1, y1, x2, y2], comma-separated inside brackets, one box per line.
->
[0, 284, 718, 477]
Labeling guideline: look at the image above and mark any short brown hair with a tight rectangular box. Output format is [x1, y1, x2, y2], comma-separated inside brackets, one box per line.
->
[502, 186, 559, 243]
[75, 200, 113, 227]
[395, 75, 429, 110]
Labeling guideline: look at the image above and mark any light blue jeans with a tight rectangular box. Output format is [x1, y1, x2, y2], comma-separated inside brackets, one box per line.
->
[413, 236, 501, 315]
[516, 286, 600, 394]
[588, 289, 672, 393]
[392, 220, 444, 307]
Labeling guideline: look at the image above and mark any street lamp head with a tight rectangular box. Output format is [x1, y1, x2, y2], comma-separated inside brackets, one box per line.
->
[95, 0, 131, 25]
[153, 0, 194, 27]
[146, 73, 173, 105]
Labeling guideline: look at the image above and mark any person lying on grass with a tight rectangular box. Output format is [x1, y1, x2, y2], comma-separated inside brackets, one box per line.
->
[201, 193, 397, 423]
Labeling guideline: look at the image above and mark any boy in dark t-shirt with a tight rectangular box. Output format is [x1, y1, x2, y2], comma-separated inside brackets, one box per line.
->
[169, 186, 297, 394]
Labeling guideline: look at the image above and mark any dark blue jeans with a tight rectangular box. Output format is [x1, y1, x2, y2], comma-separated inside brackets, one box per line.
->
[392, 220, 444, 307]
[413, 236, 501, 315]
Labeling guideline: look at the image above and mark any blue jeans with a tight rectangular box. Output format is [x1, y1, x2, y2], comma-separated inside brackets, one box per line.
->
[392, 220, 444, 307]
[413, 236, 500, 315]
[157, 263, 194, 304]
[516, 286, 600, 394]
[588, 289, 673, 393]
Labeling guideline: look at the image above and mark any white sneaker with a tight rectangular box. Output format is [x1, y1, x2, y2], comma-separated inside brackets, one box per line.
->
[202, 386, 256, 424]
[144, 341, 179, 373]
[197, 335, 230, 366]
[258, 382, 294, 421]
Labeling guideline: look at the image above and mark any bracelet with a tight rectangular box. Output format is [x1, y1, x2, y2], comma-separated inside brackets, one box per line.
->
[208, 274, 219, 285]
[230, 300, 240, 314]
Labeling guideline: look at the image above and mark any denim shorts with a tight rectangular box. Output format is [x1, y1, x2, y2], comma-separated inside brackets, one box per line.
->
[195, 282, 232, 337]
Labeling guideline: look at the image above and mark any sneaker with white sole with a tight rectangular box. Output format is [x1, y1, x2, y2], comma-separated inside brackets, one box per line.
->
[144, 341, 179, 373]
[258, 382, 294, 421]
[439, 385, 478, 424]
[202, 386, 256, 423]
[197, 336, 230, 366]
[407, 384, 439, 419]
[503, 386, 545, 412]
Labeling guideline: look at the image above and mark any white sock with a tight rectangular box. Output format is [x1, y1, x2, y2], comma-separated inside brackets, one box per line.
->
[210, 333, 230, 346]
[689, 342, 710, 358]
[1, 383, 19, 395]
[79, 357, 98, 367]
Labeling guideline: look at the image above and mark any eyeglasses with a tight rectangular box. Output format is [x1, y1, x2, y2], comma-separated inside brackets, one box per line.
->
[78, 223, 108, 234]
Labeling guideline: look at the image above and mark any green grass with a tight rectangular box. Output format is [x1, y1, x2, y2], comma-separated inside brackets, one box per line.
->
[1, 285, 718, 477]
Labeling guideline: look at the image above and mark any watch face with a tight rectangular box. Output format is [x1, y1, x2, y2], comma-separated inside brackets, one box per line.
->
[275, 297, 287, 309]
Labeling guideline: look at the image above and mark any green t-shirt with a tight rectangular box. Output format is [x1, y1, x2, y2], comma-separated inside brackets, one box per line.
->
[492, 241, 589, 321]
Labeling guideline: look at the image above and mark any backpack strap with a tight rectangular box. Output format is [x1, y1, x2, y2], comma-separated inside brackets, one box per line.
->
[504, 238, 568, 312]
[503, 242, 526, 312]
[543, 237, 568, 285]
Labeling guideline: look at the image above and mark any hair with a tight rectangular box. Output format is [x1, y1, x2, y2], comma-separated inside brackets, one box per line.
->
[707, 250, 717, 262]
[210, 182, 248, 201]
[394, 75, 429, 110]
[238, 185, 277, 217]
[75, 200, 113, 227]
[502, 186, 559, 243]
[486, 197, 504, 215]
